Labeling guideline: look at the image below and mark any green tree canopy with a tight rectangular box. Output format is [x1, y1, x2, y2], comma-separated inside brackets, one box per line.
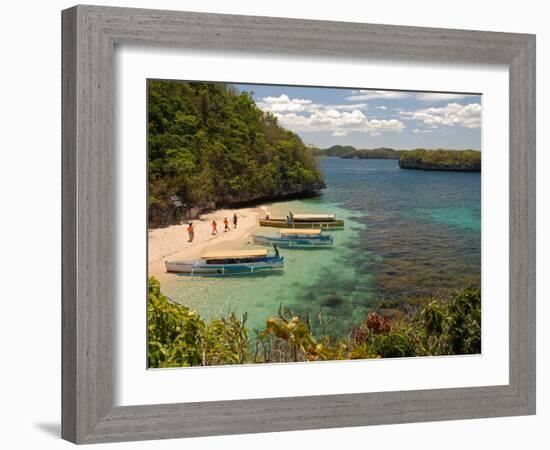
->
[148, 81, 324, 226]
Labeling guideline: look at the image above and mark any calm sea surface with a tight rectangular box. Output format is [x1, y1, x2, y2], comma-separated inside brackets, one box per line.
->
[161, 157, 481, 338]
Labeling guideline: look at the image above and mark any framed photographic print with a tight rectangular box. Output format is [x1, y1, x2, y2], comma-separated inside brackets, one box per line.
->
[62, 5, 536, 444]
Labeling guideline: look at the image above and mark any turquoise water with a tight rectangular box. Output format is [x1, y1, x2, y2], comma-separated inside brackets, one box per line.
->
[161, 157, 480, 338]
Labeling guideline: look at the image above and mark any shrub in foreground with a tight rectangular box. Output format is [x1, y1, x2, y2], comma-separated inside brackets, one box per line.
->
[148, 277, 481, 368]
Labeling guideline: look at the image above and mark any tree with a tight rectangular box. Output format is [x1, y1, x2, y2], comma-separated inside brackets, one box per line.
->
[148, 80, 325, 226]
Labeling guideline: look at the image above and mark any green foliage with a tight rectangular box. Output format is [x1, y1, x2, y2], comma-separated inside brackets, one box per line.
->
[399, 149, 481, 171]
[147, 277, 250, 367]
[260, 308, 318, 362]
[148, 278, 481, 368]
[370, 329, 416, 358]
[317, 145, 357, 156]
[147, 277, 204, 367]
[202, 313, 251, 366]
[403, 288, 481, 356]
[148, 81, 324, 226]
[317, 145, 402, 159]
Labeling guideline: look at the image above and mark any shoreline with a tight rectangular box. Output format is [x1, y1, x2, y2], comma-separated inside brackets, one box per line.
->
[147, 206, 266, 282]
[149, 187, 324, 229]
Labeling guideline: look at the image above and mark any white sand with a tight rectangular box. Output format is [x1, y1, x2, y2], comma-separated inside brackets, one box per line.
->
[148, 206, 264, 281]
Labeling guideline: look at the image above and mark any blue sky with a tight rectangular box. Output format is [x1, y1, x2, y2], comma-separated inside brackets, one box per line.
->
[233, 84, 481, 150]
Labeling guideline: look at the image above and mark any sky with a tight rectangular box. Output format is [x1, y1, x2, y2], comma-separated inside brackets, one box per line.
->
[233, 83, 482, 150]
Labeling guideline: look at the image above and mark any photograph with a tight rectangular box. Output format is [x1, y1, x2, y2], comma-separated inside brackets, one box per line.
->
[146, 79, 482, 368]
[2, 0, 541, 446]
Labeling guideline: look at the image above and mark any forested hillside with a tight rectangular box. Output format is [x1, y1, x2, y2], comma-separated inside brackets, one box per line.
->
[148, 80, 325, 227]
[317, 145, 402, 159]
[399, 149, 481, 172]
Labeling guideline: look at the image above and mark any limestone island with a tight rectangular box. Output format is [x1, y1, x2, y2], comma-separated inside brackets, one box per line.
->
[399, 149, 481, 172]
[317, 145, 403, 159]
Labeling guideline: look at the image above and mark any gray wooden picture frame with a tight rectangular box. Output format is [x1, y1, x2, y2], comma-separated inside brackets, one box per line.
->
[61, 4, 536, 444]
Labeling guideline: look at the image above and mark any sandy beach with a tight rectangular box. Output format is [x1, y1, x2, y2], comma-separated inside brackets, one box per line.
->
[148, 206, 266, 281]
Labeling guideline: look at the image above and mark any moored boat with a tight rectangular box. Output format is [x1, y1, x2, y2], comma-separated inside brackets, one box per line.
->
[291, 213, 335, 221]
[252, 228, 333, 248]
[259, 212, 344, 229]
[165, 249, 284, 276]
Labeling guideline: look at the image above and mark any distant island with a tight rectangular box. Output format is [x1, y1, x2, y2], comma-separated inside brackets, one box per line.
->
[399, 149, 481, 172]
[317, 145, 481, 172]
[148, 81, 325, 227]
[317, 145, 403, 159]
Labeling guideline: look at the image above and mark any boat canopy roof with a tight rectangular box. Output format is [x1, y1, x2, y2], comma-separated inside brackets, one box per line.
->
[202, 249, 268, 260]
[280, 228, 322, 236]
[292, 213, 336, 221]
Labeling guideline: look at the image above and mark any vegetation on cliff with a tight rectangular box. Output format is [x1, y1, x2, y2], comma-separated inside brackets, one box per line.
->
[318, 145, 402, 159]
[399, 149, 481, 172]
[148, 80, 324, 227]
[148, 277, 481, 368]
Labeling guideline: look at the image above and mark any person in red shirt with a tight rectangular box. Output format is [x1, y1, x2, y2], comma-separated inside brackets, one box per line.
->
[187, 223, 194, 242]
[211, 220, 217, 235]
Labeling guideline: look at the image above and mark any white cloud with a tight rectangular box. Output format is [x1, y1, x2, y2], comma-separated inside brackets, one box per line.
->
[256, 93, 405, 137]
[256, 94, 320, 114]
[412, 128, 434, 134]
[416, 93, 477, 101]
[400, 103, 481, 129]
[345, 90, 411, 101]
[274, 109, 405, 137]
[328, 103, 367, 111]
[257, 95, 368, 114]
[375, 105, 387, 110]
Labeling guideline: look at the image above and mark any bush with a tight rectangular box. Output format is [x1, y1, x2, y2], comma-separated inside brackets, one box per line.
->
[147, 277, 204, 367]
[148, 278, 481, 367]
[147, 277, 250, 367]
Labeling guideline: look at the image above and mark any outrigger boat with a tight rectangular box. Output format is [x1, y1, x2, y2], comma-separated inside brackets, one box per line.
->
[259, 213, 344, 229]
[165, 248, 284, 276]
[252, 228, 333, 248]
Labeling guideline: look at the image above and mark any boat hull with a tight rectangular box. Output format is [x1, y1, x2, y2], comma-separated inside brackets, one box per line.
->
[259, 219, 344, 229]
[165, 257, 284, 275]
[252, 235, 333, 248]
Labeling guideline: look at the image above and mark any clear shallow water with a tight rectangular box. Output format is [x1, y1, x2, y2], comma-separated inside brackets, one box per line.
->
[161, 157, 480, 338]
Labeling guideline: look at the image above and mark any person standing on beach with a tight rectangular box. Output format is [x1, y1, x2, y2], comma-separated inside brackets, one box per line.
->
[224, 217, 229, 232]
[211, 220, 217, 235]
[187, 223, 195, 242]
[233, 213, 238, 229]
